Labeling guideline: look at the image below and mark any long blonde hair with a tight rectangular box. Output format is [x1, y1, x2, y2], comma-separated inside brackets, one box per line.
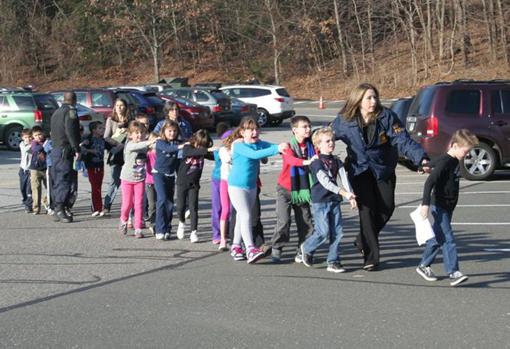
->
[340, 83, 383, 123]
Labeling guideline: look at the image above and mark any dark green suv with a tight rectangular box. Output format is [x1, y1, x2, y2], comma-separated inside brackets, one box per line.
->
[0, 92, 58, 150]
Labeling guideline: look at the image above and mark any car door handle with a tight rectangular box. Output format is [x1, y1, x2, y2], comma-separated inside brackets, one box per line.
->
[493, 120, 508, 126]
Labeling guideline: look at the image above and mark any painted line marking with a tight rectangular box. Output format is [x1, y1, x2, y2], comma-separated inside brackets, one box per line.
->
[398, 204, 510, 208]
[483, 249, 510, 252]
[452, 222, 510, 225]
[396, 191, 510, 195]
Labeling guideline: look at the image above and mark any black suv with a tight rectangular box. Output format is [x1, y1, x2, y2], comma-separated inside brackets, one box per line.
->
[406, 80, 510, 180]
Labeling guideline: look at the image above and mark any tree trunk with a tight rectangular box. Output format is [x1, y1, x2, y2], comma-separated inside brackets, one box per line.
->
[265, 0, 279, 85]
[481, 0, 496, 61]
[495, 0, 509, 66]
[333, 0, 348, 75]
[352, 0, 366, 74]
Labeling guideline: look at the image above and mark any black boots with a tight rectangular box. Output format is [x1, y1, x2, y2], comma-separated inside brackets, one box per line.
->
[54, 208, 73, 223]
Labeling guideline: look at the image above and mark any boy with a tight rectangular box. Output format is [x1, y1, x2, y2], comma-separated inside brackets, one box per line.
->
[82, 121, 110, 216]
[29, 126, 48, 215]
[301, 127, 357, 273]
[19, 128, 33, 213]
[416, 129, 478, 287]
[268, 115, 317, 263]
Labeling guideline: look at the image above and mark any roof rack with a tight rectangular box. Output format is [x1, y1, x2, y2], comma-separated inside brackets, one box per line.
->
[434, 79, 510, 85]
[193, 82, 222, 90]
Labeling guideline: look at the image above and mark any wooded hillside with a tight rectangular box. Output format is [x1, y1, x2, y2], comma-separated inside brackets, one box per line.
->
[1, 0, 509, 98]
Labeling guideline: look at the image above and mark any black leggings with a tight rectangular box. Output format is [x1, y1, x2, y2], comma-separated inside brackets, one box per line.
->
[351, 170, 396, 266]
[176, 183, 200, 231]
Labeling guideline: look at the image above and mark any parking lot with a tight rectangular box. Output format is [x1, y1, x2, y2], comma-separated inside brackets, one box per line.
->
[0, 105, 509, 348]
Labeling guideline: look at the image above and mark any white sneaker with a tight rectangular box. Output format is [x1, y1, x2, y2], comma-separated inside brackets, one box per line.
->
[92, 211, 101, 217]
[155, 233, 165, 240]
[176, 222, 185, 240]
[164, 232, 171, 240]
[190, 230, 199, 243]
[46, 208, 55, 216]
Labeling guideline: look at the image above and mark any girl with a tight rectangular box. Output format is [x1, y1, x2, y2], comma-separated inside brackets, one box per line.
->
[228, 117, 288, 264]
[145, 132, 159, 234]
[119, 121, 155, 238]
[217, 129, 235, 251]
[153, 121, 183, 240]
[175, 129, 216, 243]
[104, 98, 131, 213]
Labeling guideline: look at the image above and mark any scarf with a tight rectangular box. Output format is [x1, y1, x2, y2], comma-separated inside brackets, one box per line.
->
[290, 136, 315, 204]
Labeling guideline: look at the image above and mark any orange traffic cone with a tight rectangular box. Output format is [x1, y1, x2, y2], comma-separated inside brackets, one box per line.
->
[319, 96, 325, 109]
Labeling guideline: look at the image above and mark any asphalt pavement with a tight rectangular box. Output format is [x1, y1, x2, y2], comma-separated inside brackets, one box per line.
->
[0, 105, 509, 348]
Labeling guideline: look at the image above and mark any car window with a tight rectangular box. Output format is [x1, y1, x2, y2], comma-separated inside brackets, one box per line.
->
[34, 95, 58, 110]
[408, 86, 436, 117]
[492, 90, 510, 115]
[246, 88, 271, 97]
[91, 92, 113, 107]
[12, 96, 36, 110]
[276, 88, 290, 97]
[145, 96, 164, 105]
[445, 90, 480, 115]
[0, 96, 9, 110]
[76, 92, 87, 105]
[195, 91, 210, 102]
[175, 90, 192, 99]
[52, 93, 64, 104]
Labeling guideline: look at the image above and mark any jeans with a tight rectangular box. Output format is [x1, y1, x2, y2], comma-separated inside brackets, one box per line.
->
[420, 205, 459, 274]
[104, 163, 122, 210]
[19, 168, 32, 209]
[302, 201, 344, 264]
[211, 178, 221, 241]
[153, 173, 175, 235]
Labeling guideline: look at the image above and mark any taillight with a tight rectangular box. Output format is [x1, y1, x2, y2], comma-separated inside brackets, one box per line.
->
[145, 106, 155, 114]
[212, 105, 221, 113]
[275, 97, 285, 103]
[79, 114, 91, 121]
[241, 105, 249, 113]
[425, 116, 438, 137]
[34, 110, 43, 123]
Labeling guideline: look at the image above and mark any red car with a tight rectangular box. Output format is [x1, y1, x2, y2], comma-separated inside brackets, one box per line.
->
[159, 95, 215, 131]
[50, 89, 115, 119]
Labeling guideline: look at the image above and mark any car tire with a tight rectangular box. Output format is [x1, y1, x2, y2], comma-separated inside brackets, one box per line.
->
[256, 108, 269, 127]
[460, 142, 497, 180]
[4, 125, 23, 151]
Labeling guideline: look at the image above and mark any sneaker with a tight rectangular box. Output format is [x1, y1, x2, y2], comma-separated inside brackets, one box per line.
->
[230, 246, 246, 261]
[190, 230, 199, 243]
[65, 208, 73, 217]
[91, 211, 101, 217]
[119, 221, 128, 235]
[294, 252, 303, 264]
[449, 271, 468, 286]
[416, 265, 438, 282]
[155, 233, 165, 240]
[300, 244, 313, 267]
[327, 263, 346, 273]
[247, 247, 265, 264]
[134, 230, 144, 239]
[218, 239, 228, 251]
[212, 239, 221, 245]
[185, 209, 191, 220]
[176, 221, 185, 240]
[148, 225, 155, 236]
[99, 210, 105, 217]
[164, 232, 171, 240]
[271, 248, 282, 263]
[24, 207, 33, 214]
[46, 208, 54, 216]
[363, 263, 377, 271]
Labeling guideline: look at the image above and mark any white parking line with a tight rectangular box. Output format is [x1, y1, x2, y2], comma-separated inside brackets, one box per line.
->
[452, 222, 510, 225]
[483, 249, 510, 252]
[398, 204, 510, 208]
[396, 191, 510, 195]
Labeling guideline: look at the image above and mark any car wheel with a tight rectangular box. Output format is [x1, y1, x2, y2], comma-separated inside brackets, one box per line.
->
[256, 108, 269, 127]
[460, 142, 497, 180]
[270, 119, 283, 127]
[4, 125, 23, 151]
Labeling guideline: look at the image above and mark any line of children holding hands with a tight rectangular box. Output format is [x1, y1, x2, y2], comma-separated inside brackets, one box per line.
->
[18, 111, 476, 286]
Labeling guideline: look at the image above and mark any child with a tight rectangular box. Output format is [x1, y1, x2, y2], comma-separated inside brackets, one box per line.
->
[228, 117, 288, 263]
[29, 126, 48, 215]
[217, 129, 235, 250]
[300, 127, 357, 273]
[119, 121, 155, 238]
[211, 123, 231, 246]
[145, 132, 158, 234]
[175, 129, 216, 243]
[153, 121, 182, 240]
[19, 128, 33, 213]
[267, 115, 317, 263]
[416, 129, 478, 287]
[82, 121, 110, 216]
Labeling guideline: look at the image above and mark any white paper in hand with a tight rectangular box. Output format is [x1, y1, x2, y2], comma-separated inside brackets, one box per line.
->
[410, 206, 435, 246]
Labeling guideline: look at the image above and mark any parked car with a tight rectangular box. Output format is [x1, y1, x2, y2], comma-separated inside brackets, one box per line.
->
[390, 96, 414, 125]
[0, 91, 58, 150]
[111, 89, 165, 129]
[406, 80, 510, 180]
[159, 95, 214, 131]
[220, 84, 295, 126]
[50, 89, 115, 119]
[162, 87, 235, 127]
[75, 103, 104, 136]
[230, 97, 257, 124]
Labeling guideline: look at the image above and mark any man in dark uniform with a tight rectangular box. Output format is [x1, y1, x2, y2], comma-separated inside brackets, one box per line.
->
[50, 92, 81, 223]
